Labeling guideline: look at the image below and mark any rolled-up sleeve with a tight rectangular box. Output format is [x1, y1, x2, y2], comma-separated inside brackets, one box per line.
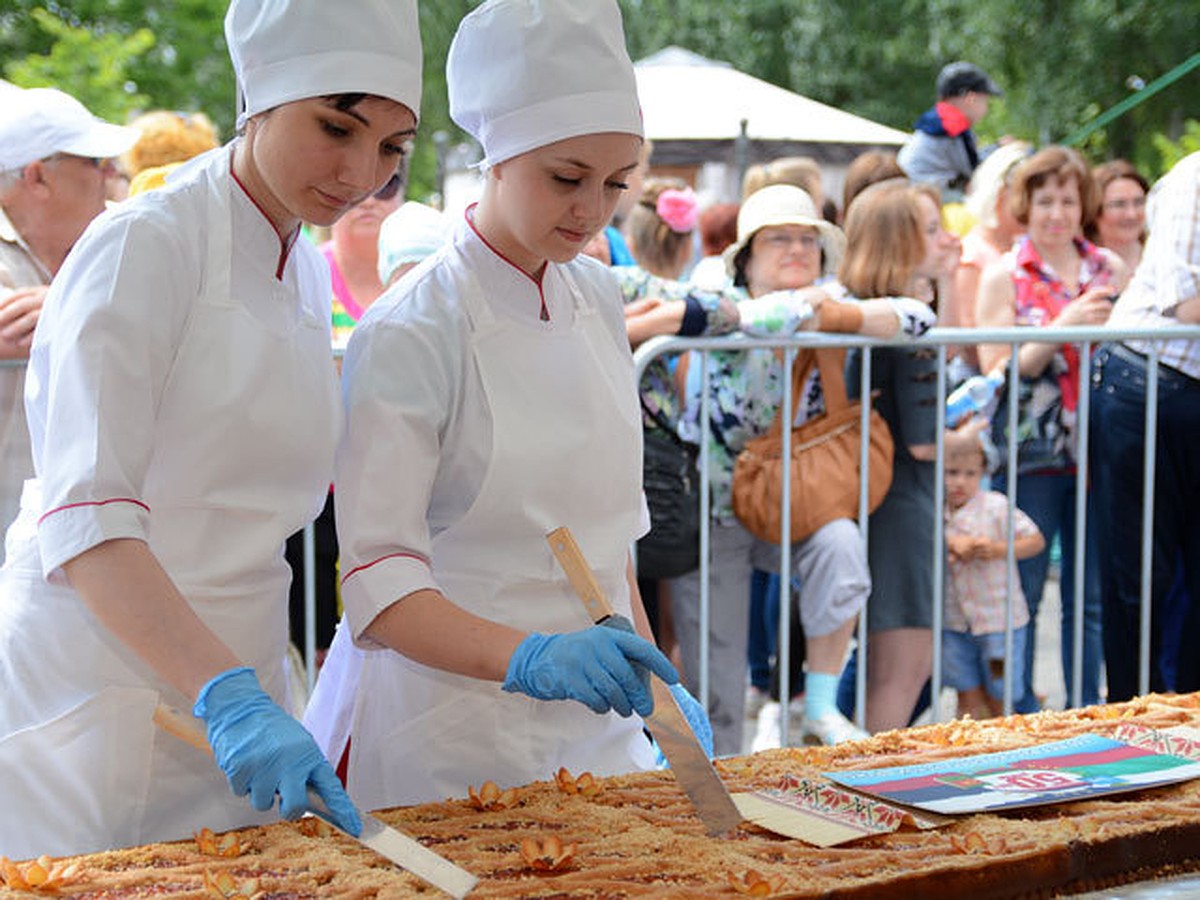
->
[28, 204, 194, 580]
[335, 300, 455, 644]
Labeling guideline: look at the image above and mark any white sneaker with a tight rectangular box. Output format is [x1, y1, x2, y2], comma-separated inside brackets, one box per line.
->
[800, 711, 870, 746]
[744, 685, 771, 720]
[751, 697, 806, 752]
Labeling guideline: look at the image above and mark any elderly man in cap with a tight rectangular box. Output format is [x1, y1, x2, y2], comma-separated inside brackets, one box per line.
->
[0, 85, 137, 534]
[898, 61, 1004, 201]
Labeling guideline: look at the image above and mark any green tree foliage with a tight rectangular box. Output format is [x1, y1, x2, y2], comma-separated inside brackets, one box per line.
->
[1153, 120, 1200, 172]
[2, 0, 1195, 196]
[4, 8, 154, 121]
[617, 0, 1198, 180]
[1, 1, 235, 136]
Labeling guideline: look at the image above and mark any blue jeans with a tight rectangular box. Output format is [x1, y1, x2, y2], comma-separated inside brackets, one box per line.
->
[943, 627, 1029, 702]
[1090, 344, 1200, 700]
[746, 570, 780, 693]
[990, 470, 1103, 709]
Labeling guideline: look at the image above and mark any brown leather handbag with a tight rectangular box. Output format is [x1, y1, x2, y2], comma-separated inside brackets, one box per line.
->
[731, 347, 894, 544]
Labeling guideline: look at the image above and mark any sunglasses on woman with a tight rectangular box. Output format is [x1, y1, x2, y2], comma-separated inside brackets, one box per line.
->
[374, 173, 403, 201]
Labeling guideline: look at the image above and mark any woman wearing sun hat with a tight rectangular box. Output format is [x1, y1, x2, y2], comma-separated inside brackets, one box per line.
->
[0, 0, 421, 857]
[304, 0, 699, 811]
[673, 183, 934, 754]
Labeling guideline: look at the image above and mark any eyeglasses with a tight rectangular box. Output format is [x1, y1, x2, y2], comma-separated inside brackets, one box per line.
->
[44, 153, 104, 168]
[1102, 197, 1146, 212]
[373, 173, 403, 201]
[759, 231, 820, 252]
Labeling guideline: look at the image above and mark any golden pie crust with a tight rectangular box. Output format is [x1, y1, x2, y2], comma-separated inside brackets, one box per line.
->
[5, 693, 1200, 898]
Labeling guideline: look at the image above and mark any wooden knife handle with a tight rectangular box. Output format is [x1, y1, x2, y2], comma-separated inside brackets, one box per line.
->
[154, 702, 213, 756]
[546, 527, 614, 623]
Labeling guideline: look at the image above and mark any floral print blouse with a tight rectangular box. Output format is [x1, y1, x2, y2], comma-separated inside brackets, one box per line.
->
[612, 265, 740, 432]
[677, 289, 828, 522]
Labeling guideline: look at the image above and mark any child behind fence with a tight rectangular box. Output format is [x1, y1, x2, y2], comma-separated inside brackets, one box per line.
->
[944, 434, 1045, 719]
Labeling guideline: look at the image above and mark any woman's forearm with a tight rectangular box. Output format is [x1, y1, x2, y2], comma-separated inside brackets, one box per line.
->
[626, 300, 686, 348]
[362, 588, 526, 682]
[63, 538, 242, 702]
[1015, 339, 1058, 379]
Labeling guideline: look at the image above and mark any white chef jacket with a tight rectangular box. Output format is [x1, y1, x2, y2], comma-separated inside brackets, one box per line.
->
[0, 145, 340, 857]
[27, 155, 333, 585]
[308, 211, 656, 808]
[336, 213, 650, 638]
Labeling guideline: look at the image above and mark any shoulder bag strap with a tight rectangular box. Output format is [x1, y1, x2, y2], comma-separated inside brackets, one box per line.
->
[814, 346, 850, 413]
[765, 346, 819, 437]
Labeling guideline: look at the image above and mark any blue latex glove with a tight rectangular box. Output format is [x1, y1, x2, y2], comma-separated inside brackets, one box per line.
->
[194, 667, 361, 836]
[669, 682, 714, 755]
[598, 616, 712, 755]
[503, 624, 678, 717]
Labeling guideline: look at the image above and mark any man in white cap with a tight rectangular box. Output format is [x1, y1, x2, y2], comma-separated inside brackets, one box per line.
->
[0, 86, 138, 538]
[0, 0, 421, 859]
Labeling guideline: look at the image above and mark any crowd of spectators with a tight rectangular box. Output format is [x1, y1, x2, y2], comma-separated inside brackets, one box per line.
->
[1, 61, 1196, 754]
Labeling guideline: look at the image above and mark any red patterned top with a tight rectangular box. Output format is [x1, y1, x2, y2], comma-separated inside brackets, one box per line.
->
[1009, 235, 1114, 411]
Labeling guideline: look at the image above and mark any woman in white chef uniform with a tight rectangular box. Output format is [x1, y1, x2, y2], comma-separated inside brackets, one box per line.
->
[305, 0, 691, 810]
[0, 0, 421, 858]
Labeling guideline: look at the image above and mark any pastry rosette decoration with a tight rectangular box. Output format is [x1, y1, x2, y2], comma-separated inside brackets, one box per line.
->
[0, 856, 83, 892]
[467, 779, 519, 811]
[554, 766, 601, 797]
[519, 834, 576, 872]
[194, 827, 244, 858]
[728, 869, 785, 896]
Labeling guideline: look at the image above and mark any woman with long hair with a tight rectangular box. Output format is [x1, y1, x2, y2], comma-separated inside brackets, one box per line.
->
[838, 181, 965, 732]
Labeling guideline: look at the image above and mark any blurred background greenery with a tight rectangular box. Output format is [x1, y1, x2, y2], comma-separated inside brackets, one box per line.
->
[1, 0, 1196, 203]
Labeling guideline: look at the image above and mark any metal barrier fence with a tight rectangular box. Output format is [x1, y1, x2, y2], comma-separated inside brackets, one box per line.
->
[631, 323, 1200, 745]
[17, 322, 1188, 723]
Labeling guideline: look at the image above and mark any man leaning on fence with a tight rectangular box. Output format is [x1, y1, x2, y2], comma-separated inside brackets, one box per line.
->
[1090, 151, 1200, 702]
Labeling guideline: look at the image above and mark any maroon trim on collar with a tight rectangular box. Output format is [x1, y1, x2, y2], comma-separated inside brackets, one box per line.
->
[464, 204, 550, 321]
[229, 165, 299, 281]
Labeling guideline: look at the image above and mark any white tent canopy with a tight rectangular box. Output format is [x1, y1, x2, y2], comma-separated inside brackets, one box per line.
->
[635, 47, 906, 146]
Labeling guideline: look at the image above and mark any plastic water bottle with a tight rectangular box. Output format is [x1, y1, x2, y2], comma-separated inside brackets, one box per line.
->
[946, 372, 1003, 427]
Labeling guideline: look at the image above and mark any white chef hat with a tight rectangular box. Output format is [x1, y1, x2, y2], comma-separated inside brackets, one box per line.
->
[225, 0, 423, 131]
[447, 0, 643, 168]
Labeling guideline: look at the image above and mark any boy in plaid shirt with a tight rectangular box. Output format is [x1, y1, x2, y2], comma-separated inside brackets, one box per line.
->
[944, 436, 1045, 719]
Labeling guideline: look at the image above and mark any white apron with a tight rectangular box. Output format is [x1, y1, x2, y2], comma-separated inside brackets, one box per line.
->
[309, 259, 656, 811]
[0, 151, 339, 858]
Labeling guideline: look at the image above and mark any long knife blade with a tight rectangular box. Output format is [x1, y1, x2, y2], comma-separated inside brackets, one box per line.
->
[153, 703, 478, 897]
[305, 793, 478, 899]
[545, 527, 742, 836]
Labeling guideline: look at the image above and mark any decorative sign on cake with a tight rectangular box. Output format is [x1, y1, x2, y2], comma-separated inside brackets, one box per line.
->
[732, 777, 908, 847]
[824, 734, 1200, 815]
